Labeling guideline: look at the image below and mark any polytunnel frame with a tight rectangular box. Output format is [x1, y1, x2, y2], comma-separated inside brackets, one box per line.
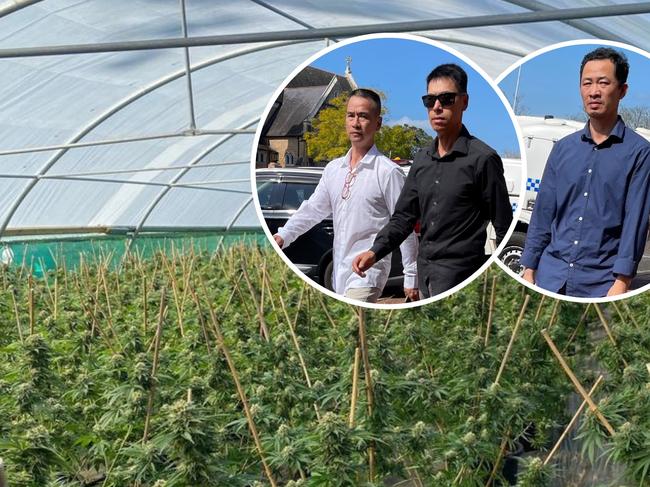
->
[0, 1, 649, 242]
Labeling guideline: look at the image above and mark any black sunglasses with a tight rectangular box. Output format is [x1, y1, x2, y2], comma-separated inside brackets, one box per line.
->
[421, 92, 462, 108]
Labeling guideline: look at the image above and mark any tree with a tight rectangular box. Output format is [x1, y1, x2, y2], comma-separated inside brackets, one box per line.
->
[305, 93, 434, 163]
[566, 104, 650, 128]
[376, 124, 433, 159]
[304, 94, 351, 163]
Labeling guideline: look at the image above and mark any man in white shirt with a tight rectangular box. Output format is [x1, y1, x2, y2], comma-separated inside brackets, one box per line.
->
[273, 88, 418, 303]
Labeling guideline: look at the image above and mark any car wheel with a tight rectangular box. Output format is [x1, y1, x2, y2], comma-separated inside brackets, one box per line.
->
[322, 259, 334, 291]
[499, 231, 527, 275]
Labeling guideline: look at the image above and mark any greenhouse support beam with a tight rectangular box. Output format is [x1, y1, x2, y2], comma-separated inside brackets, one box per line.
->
[503, 0, 627, 42]
[41, 174, 251, 195]
[45, 161, 249, 179]
[0, 0, 42, 18]
[130, 117, 260, 238]
[0, 130, 254, 157]
[180, 0, 197, 131]
[0, 42, 299, 239]
[0, 3, 649, 57]
[226, 196, 254, 230]
[0, 225, 261, 238]
[248, 0, 315, 30]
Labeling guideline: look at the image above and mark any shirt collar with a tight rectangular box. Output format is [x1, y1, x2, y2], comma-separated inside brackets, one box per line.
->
[580, 116, 626, 144]
[430, 125, 471, 160]
[340, 144, 380, 169]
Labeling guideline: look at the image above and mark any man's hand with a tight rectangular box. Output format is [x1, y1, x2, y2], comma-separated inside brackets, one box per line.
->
[607, 275, 632, 296]
[352, 251, 376, 277]
[273, 234, 284, 248]
[522, 268, 536, 285]
[404, 288, 419, 302]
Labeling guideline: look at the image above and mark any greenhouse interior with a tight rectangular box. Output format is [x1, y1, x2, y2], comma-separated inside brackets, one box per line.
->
[1, 1, 650, 486]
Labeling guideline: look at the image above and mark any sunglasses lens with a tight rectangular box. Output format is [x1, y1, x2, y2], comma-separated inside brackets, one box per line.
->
[422, 92, 458, 108]
[439, 93, 456, 107]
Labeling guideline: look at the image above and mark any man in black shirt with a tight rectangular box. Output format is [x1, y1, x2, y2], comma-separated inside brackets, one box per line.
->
[352, 63, 513, 298]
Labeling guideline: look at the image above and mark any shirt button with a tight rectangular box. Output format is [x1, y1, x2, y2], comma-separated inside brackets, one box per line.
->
[433, 201, 438, 205]
[583, 192, 588, 197]
[574, 240, 579, 245]
[578, 216, 583, 221]
[569, 263, 574, 267]
[588, 169, 592, 174]
[435, 180, 440, 184]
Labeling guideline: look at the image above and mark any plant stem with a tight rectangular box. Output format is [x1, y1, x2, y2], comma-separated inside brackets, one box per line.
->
[28, 275, 34, 335]
[484, 276, 497, 346]
[357, 308, 375, 482]
[593, 304, 628, 368]
[544, 375, 604, 466]
[541, 329, 615, 436]
[534, 294, 546, 321]
[193, 280, 278, 487]
[494, 295, 529, 385]
[485, 430, 510, 487]
[278, 294, 320, 419]
[143, 287, 168, 442]
[11, 287, 23, 343]
[349, 347, 361, 427]
[240, 266, 269, 340]
[317, 292, 337, 329]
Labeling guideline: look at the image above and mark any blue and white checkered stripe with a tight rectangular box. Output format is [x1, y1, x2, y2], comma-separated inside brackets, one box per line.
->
[526, 177, 541, 192]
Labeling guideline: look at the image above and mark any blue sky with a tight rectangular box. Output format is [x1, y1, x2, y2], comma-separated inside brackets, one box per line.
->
[311, 37, 521, 157]
[499, 43, 650, 120]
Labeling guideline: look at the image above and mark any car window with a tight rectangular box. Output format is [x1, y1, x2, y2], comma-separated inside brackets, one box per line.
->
[256, 180, 283, 209]
[282, 182, 317, 210]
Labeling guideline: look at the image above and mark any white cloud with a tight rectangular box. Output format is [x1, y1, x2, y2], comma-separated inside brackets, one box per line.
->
[385, 116, 433, 133]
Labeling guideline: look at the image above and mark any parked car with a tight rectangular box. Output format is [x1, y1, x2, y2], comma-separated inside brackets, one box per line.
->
[256, 167, 406, 292]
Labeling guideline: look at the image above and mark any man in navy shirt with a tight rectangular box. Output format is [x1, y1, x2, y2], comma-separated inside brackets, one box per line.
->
[520, 47, 650, 298]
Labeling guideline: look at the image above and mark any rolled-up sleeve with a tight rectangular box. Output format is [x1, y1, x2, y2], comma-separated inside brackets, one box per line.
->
[613, 147, 650, 277]
[520, 144, 559, 270]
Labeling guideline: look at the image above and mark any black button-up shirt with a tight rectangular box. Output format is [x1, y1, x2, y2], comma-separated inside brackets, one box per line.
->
[370, 125, 513, 295]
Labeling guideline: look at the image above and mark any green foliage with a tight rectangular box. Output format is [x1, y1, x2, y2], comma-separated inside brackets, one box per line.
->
[0, 244, 646, 485]
[304, 93, 433, 162]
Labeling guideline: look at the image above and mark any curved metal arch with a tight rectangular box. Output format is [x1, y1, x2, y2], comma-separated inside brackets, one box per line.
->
[502, 0, 627, 42]
[226, 195, 255, 230]
[131, 116, 260, 236]
[0, 39, 311, 238]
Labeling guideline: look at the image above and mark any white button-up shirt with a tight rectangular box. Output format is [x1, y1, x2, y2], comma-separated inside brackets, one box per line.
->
[277, 145, 418, 294]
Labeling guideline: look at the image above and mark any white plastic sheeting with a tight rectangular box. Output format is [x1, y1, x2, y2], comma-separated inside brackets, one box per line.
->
[0, 0, 649, 235]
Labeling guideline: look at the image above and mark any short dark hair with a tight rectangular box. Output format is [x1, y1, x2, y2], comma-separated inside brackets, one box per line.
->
[426, 63, 468, 93]
[348, 88, 381, 115]
[580, 47, 629, 85]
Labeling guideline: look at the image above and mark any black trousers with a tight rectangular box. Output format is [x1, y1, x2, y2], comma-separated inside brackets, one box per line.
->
[419, 254, 489, 298]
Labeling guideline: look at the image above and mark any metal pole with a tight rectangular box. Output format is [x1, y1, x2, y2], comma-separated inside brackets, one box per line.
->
[513, 65, 522, 114]
[179, 0, 197, 130]
[0, 130, 245, 157]
[0, 4, 648, 58]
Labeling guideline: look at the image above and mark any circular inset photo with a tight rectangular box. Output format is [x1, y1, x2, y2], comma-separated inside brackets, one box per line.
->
[496, 40, 650, 302]
[251, 33, 525, 308]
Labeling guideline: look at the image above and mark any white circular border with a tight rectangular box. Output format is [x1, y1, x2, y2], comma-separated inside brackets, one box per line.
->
[250, 32, 527, 310]
[494, 38, 650, 305]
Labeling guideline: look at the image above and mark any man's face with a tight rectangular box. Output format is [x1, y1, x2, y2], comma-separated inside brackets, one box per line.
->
[580, 59, 627, 121]
[345, 95, 381, 147]
[426, 77, 468, 135]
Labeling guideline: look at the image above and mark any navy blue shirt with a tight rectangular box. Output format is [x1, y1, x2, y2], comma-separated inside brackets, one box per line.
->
[520, 117, 650, 297]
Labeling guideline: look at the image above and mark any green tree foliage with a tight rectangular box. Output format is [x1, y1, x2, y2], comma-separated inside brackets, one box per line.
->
[305, 93, 433, 163]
